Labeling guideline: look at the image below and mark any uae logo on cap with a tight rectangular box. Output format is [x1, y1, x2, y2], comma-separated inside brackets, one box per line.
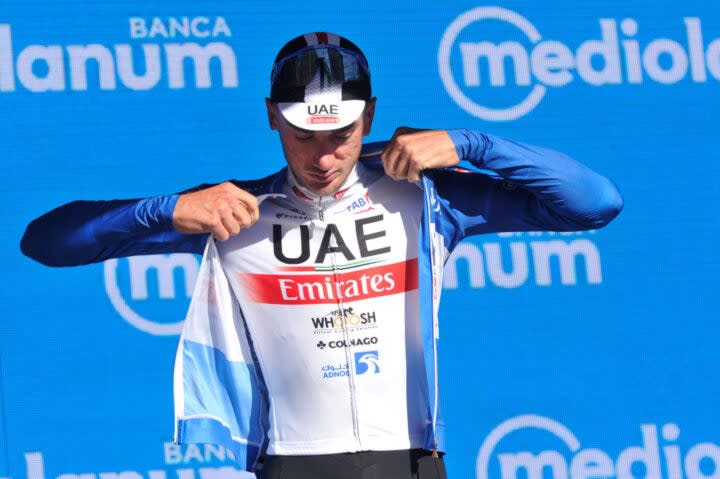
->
[307, 103, 340, 124]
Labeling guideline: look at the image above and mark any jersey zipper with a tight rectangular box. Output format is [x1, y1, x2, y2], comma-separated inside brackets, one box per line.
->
[317, 195, 363, 451]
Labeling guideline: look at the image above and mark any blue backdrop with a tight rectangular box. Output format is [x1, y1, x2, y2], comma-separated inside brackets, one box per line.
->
[2, 1, 719, 478]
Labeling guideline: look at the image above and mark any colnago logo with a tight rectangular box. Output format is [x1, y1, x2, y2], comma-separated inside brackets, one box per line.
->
[239, 258, 418, 305]
[438, 7, 720, 120]
[477, 415, 720, 479]
[0, 16, 237, 93]
[443, 231, 602, 289]
[104, 254, 199, 335]
[316, 336, 378, 349]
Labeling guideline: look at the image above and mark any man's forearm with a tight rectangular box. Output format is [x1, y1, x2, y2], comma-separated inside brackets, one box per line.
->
[21, 195, 206, 267]
[448, 129, 623, 230]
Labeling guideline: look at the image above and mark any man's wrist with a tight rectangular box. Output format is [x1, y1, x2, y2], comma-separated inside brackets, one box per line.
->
[134, 194, 181, 232]
[446, 129, 490, 166]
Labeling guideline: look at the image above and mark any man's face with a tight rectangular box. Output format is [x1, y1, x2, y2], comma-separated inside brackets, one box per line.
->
[266, 99, 376, 196]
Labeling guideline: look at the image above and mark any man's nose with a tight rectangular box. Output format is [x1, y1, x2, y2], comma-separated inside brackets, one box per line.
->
[313, 152, 336, 171]
[312, 139, 339, 169]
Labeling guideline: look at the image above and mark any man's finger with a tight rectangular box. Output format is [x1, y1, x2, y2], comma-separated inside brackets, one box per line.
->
[408, 163, 423, 184]
[231, 202, 254, 229]
[219, 214, 240, 239]
[222, 183, 260, 221]
[210, 220, 231, 241]
[381, 127, 414, 177]
[395, 157, 411, 181]
[381, 143, 399, 178]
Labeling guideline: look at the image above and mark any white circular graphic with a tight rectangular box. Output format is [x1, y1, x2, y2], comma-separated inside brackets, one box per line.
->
[476, 414, 581, 479]
[438, 6, 546, 121]
[104, 258, 186, 336]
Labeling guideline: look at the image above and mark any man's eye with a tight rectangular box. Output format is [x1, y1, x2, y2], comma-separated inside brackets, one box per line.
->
[296, 136, 313, 142]
[333, 133, 351, 142]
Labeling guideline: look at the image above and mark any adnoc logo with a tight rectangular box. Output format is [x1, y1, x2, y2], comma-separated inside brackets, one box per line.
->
[477, 414, 720, 479]
[104, 254, 199, 335]
[354, 350, 380, 375]
[438, 7, 720, 121]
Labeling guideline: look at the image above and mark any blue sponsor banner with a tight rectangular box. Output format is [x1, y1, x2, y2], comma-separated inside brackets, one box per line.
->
[1, 1, 718, 479]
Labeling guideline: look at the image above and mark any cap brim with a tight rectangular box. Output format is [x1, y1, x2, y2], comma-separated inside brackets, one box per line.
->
[278, 99, 366, 131]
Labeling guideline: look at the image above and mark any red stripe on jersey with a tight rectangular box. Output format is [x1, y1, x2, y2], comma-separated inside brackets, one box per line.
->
[334, 187, 350, 199]
[292, 186, 314, 201]
[277, 266, 317, 272]
[317, 32, 329, 44]
[239, 259, 418, 305]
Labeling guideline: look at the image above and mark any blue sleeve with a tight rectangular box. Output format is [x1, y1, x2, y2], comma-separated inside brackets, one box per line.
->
[20, 194, 208, 267]
[440, 129, 623, 237]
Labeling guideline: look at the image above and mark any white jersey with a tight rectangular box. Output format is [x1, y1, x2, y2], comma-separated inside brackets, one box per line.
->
[216, 163, 429, 455]
[166, 133, 622, 469]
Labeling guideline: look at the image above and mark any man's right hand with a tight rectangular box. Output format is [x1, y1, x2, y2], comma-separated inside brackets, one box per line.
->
[172, 182, 260, 241]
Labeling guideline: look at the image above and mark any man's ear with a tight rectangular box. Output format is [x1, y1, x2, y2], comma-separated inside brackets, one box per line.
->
[266, 98, 278, 130]
[362, 97, 377, 136]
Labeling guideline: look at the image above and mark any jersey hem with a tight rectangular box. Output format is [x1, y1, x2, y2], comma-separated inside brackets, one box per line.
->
[266, 433, 427, 455]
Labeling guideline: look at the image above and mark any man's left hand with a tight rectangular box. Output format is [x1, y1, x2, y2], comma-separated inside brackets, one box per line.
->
[381, 128, 460, 183]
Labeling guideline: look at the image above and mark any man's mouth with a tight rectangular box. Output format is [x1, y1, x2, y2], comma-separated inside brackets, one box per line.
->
[309, 171, 339, 184]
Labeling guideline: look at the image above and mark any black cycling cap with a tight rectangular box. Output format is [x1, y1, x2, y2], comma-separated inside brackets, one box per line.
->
[270, 32, 371, 131]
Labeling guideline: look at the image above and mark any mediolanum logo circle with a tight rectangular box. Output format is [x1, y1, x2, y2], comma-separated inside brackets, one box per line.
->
[438, 7, 545, 121]
[439, 6, 720, 121]
[104, 254, 199, 335]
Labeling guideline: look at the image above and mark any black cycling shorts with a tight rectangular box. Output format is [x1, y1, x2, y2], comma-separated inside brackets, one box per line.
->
[256, 448, 447, 479]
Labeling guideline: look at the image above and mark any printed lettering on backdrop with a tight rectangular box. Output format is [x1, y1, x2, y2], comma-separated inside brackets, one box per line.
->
[0, 16, 236, 93]
[11, 444, 253, 479]
[3, 3, 719, 479]
[438, 6, 720, 120]
[477, 416, 720, 479]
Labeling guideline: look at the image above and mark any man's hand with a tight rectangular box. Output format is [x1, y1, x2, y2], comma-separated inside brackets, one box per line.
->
[381, 128, 460, 183]
[172, 182, 260, 241]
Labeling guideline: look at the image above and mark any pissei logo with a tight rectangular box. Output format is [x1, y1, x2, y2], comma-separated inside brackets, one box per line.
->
[438, 7, 720, 121]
